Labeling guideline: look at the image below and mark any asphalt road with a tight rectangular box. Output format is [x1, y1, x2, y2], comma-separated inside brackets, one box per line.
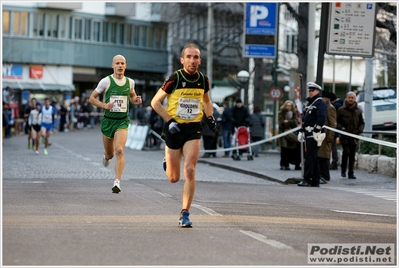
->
[2, 128, 397, 266]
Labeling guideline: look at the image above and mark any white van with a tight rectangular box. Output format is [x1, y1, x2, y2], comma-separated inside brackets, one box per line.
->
[356, 87, 397, 130]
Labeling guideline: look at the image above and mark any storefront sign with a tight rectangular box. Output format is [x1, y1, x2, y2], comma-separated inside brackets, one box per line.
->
[30, 66, 44, 79]
[3, 64, 23, 79]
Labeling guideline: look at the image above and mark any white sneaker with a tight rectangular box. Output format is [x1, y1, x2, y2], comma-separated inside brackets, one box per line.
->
[102, 154, 110, 167]
[112, 180, 121, 193]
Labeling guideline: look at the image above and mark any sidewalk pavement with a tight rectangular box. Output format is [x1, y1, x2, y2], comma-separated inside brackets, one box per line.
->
[196, 148, 397, 189]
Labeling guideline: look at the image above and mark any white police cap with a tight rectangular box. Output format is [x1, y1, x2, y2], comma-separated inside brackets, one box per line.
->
[307, 82, 322, 91]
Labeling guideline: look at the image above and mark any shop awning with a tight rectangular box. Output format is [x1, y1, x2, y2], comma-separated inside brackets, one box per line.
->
[210, 86, 238, 103]
[2, 81, 76, 92]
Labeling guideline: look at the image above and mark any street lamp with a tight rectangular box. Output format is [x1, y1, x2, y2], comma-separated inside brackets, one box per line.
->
[237, 70, 250, 103]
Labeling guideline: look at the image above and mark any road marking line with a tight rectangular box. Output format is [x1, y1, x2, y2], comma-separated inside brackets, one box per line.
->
[156, 192, 172, 198]
[240, 230, 291, 249]
[191, 204, 222, 216]
[332, 210, 395, 217]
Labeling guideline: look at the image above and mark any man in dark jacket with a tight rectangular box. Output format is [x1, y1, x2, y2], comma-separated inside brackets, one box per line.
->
[336, 91, 365, 179]
[298, 82, 327, 187]
[231, 98, 252, 157]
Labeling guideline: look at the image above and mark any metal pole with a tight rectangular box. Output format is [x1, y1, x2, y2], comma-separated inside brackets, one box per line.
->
[207, 3, 213, 92]
[271, 3, 280, 150]
[348, 56, 352, 92]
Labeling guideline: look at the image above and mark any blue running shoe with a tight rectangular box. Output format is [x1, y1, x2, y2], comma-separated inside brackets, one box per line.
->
[163, 157, 166, 171]
[179, 210, 192, 227]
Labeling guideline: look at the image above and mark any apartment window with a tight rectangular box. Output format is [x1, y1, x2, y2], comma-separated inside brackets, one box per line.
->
[3, 11, 10, 34]
[59, 15, 69, 39]
[148, 27, 153, 47]
[12, 11, 29, 36]
[110, 22, 117, 43]
[74, 17, 83, 40]
[154, 27, 161, 48]
[84, 18, 91, 40]
[117, 23, 124, 44]
[141, 26, 147, 46]
[126, 23, 132, 45]
[33, 13, 45, 37]
[103, 21, 109, 42]
[93, 20, 101, 42]
[133, 25, 140, 46]
[46, 14, 58, 38]
[285, 32, 297, 53]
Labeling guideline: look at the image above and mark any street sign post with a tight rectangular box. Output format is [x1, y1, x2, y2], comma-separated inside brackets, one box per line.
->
[243, 3, 278, 58]
[326, 2, 377, 57]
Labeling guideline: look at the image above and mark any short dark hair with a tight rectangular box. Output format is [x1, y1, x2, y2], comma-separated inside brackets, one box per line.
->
[181, 43, 200, 57]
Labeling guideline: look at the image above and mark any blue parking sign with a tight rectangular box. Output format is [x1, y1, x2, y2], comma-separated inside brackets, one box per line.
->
[244, 3, 278, 58]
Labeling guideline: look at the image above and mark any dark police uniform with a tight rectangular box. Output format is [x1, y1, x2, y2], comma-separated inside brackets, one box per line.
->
[298, 83, 327, 187]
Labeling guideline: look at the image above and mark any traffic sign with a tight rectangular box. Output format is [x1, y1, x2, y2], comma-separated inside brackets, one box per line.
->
[269, 86, 283, 100]
[326, 2, 377, 57]
[243, 3, 278, 58]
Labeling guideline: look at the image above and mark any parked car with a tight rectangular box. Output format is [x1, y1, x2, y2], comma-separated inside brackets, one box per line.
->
[356, 86, 397, 130]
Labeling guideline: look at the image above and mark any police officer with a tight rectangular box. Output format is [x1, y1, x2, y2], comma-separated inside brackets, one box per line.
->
[298, 82, 327, 187]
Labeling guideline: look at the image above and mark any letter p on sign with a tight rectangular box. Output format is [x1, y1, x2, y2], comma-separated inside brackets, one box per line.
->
[250, 5, 268, 27]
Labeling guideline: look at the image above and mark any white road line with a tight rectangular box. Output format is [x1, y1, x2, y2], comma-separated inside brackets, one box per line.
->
[332, 210, 395, 217]
[240, 230, 292, 249]
[156, 192, 172, 198]
[191, 204, 222, 216]
[325, 187, 397, 202]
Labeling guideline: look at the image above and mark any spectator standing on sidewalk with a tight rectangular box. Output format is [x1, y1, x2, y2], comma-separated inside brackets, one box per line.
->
[59, 100, 70, 132]
[231, 98, 252, 157]
[278, 100, 300, 170]
[89, 54, 142, 193]
[150, 43, 216, 227]
[318, 91, 337, 183]
[336, 91, 365, 179]
[220, 101, 233, 157]
[250, 106, 265, 157]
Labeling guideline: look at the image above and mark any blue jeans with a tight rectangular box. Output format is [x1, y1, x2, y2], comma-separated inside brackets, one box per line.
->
[222, 130, 232, 156]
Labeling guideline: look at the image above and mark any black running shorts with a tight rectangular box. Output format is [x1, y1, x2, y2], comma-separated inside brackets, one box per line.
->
[163, 122, 202, 150]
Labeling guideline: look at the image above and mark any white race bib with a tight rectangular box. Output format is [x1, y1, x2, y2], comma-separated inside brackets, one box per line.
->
[110, 95, 128, 113]
[176, 98, 200, 120]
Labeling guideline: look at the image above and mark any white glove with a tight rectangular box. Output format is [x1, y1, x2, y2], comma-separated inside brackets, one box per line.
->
[297, 131, 305, 142]
[313, 132, 326, 146]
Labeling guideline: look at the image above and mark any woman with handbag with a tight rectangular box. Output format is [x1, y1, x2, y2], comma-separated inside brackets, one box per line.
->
[277, 100, 300, 170]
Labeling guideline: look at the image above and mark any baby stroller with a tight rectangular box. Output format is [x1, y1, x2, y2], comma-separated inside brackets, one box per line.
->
[231, 126, 254, 161]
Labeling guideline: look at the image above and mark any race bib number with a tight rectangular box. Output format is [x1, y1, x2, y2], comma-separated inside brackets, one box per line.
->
[110, 95, 127, 113]
[177, 98, 200, 120]
[43, 113, 52, 122]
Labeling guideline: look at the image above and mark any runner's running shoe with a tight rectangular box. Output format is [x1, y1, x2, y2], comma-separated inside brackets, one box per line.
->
[102, 154, 110, 167]
[179, 210, 192, 227]
[35, 150, 39, 155]
[112, 180, 121, 193]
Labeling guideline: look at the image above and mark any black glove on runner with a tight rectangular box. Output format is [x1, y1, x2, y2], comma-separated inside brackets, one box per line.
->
[167, 119, 180, 134]
[207, 116, 217, 132]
